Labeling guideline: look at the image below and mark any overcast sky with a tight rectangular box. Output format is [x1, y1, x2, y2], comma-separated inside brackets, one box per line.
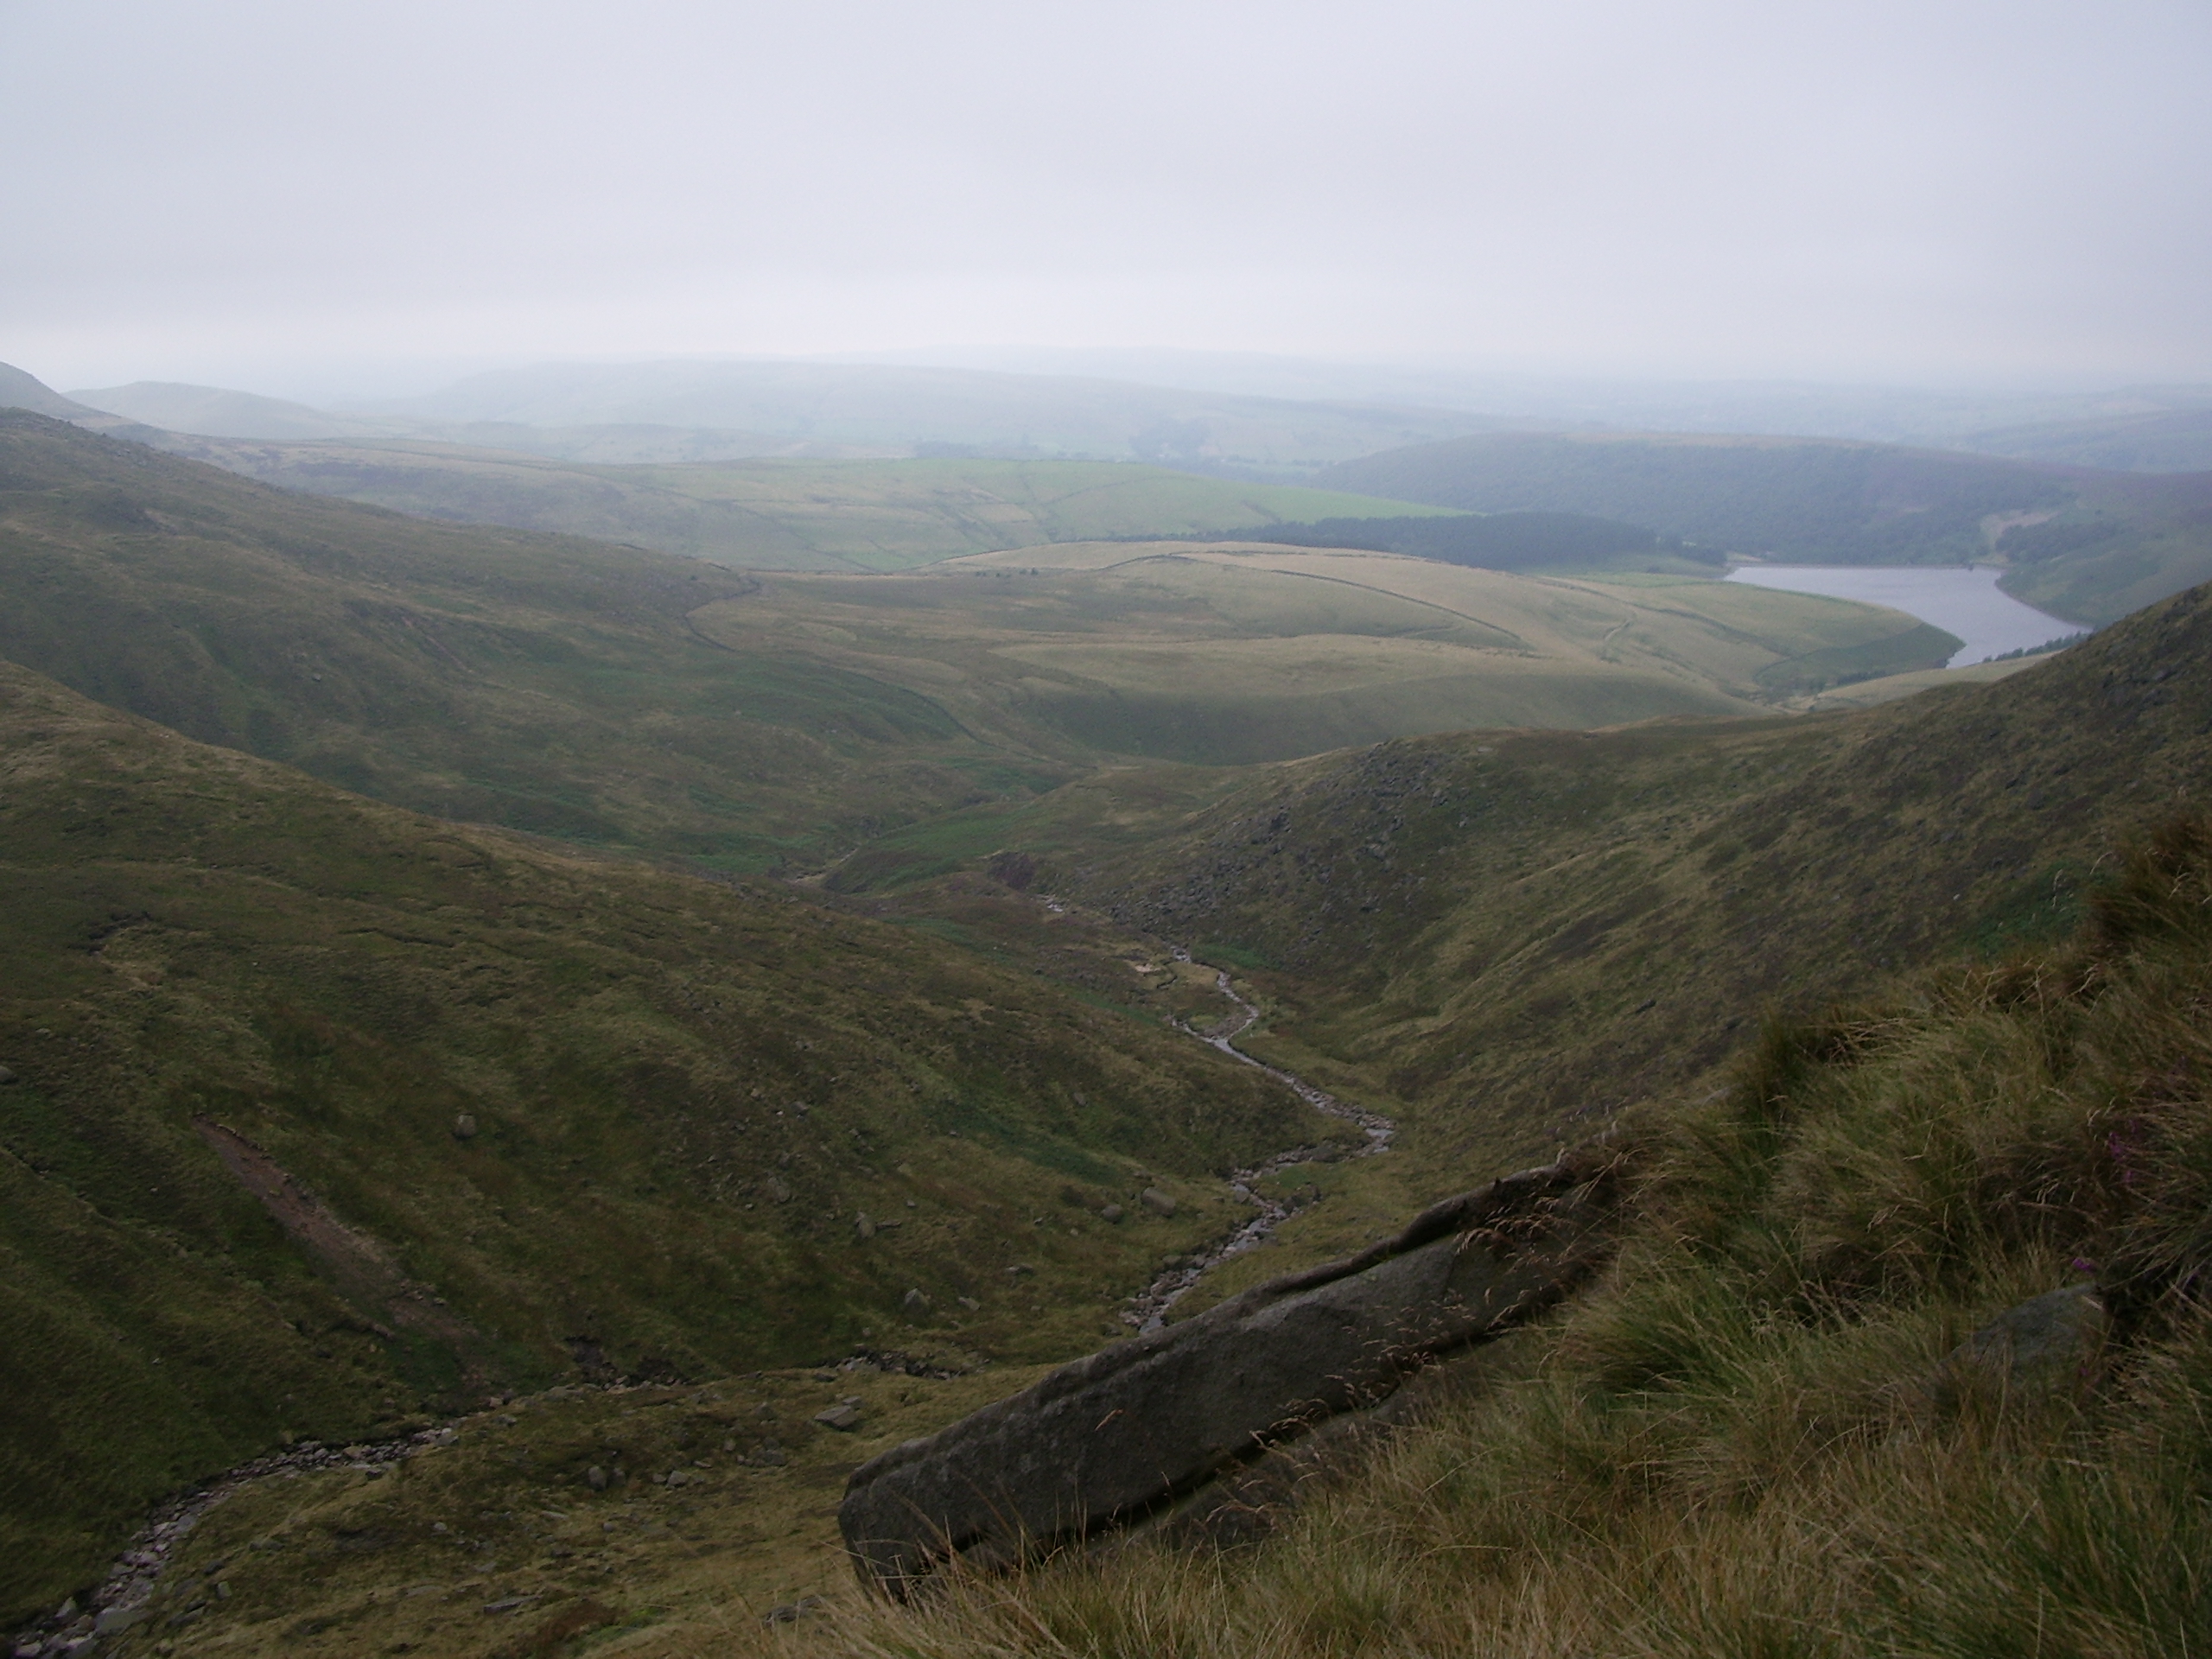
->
[3, 0, 2209, 398]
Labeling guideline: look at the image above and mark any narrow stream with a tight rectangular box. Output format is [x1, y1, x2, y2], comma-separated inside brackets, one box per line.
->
[1122, 951, 1397, 1332]
[14, 950, 1395, 1648]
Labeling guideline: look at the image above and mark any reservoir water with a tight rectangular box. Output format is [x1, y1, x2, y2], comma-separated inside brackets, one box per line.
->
[1723, 565, 2080, 667]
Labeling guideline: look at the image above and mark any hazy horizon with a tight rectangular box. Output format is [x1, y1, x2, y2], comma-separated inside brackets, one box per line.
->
[5, 1, 2209, 399]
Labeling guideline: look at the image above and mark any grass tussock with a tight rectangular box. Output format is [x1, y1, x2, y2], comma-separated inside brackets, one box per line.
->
[794, 817, 2212, 1658]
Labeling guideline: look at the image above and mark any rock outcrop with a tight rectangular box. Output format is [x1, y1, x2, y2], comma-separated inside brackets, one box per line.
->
[839, 1147, 1620, 1595]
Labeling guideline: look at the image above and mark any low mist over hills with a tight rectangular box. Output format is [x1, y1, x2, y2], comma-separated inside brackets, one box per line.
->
[69, 359, 1520, 473]
[61, 356, 2212, 474]
[66, 382, 388, 442]
[886, 347, 2212, 466]
[19, 362, 2212, 634]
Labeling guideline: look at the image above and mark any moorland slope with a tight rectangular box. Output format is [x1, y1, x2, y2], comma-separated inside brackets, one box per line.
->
[832, 813, 2212, 1659]
[68, 383, 384, 442]
[963, 583, 2212, 1300]
[0, 410, 1057, 869]
[0, 414, 1960, 857]
[0, 658, 1327, 1620]
[690, 544, 1961, 772]
[9, 391, 2209, 1649]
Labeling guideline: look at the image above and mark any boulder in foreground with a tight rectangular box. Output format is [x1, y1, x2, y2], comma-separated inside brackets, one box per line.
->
[839, 1148, 1621, 1595]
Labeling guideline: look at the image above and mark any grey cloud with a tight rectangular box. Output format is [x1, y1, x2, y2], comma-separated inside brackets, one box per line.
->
[3, 0, 2207, 392]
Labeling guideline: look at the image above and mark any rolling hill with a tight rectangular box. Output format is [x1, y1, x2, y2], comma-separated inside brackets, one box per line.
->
[685, 543, 1969, 770]
[0, 412, 1969, 880]
[63, 359, 1527, 471]
[53, 571, 2195, 1656]
[1321, 429, 2212, 626]
[13, 360, 1471, 572]
[0, 410, 1033, 872]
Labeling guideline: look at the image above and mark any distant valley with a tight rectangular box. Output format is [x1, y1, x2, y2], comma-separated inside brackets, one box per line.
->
[0, 352, 2210, 1652]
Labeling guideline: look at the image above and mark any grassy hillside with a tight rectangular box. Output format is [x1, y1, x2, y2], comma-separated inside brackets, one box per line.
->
[0, 411, 1082, 871]
[972, 583, 2212, 1306]
[0, 658, 1330, 1622]
[1321, 429, 2212, 626]
[133, 438, 1457, 572]
[828, 814, 2212, 1659]
[690, 547, 1957, 770]
[1995, 465, 2212, 625]
[11, 400, 2205, 1642]
[0, 416, 1957, 867]
[9, 593, 2197, 1654]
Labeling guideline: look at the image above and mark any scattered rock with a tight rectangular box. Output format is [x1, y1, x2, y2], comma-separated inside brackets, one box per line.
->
[763, 1595, 823, 1625]
[842, 1153, 1618, 1595]
[855, 1213, 876, 1240]
[1139, 1187, 1177, 1217]
[0, 1065, 16, 1085]
[1100, 1204, 1125, 1224]
[1005, 1262, 1034, 1277]
[481, 1595, 539, 1615]
[902, 1288, 930, 1311]
[814, 1403, 861, 1431]
[451, 1114, 478, 1141]
[1936, 1283, 2108, 1403]
[584, 1465, 609, 1491]
[957, 1296, 981, 1312]
[766, 1178, 793, 1203]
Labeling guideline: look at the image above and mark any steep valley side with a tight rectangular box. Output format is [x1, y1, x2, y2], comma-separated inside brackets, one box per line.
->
[0, 660, 1338, 1622]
